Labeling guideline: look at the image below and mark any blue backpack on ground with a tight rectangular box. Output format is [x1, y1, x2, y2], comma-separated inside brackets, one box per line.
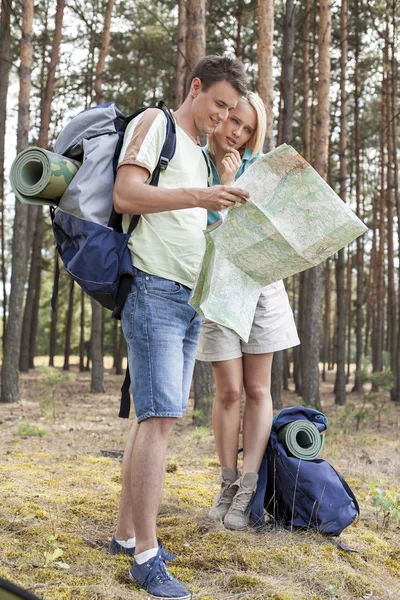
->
[51, 100, 176, 319]
[251, 406, 360, 536]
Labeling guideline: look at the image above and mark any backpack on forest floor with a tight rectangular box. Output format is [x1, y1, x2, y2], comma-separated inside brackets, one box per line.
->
[51, 100, 176, 319]
[251, 406, 360, 536]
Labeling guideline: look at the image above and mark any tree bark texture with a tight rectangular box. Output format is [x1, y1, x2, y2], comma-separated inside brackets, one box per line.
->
[335, 0, 348, 405]
[94, 0, 114, 105]
[282, 0, 294, 144]
[90, 298, 105, 393]
[257, 0, 274, 152]
[1, 0, 33, 403]
[193, 361, 214, 425]
[186, 0, 205, 71]
[63, 283, 75, 371]
[174, 0, 187, 108]
[301, 0, 331, 410]
[0, 0, 12, 347]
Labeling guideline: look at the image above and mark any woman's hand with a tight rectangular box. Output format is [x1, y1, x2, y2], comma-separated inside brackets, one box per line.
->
[221, 148, 242, 185]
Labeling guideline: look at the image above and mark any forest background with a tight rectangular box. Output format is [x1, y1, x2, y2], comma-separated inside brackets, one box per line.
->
[0, 1, 400, 599]
[1, 0, 400, 416]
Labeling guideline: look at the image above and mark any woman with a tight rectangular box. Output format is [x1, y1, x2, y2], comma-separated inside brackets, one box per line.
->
[197, 92, 300, 530]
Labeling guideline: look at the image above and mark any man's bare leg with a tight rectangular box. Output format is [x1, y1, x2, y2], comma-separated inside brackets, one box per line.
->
[131, 416, 177, 555]
[115, 419, 139, 541]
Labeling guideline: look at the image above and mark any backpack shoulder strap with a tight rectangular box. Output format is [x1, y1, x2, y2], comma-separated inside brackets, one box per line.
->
[126, 102, 176, 236]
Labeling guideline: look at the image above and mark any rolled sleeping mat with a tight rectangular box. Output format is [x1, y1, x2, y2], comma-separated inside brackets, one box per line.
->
[10, 147, 81, 207]
[277, 420, 324, 460]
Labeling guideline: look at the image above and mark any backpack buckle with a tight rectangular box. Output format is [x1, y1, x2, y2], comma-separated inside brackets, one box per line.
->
[160, 156, 169, 170]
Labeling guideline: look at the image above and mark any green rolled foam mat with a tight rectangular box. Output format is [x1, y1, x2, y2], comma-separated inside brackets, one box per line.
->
[277, 420, 324, 460]
[10, 147, 81, 206]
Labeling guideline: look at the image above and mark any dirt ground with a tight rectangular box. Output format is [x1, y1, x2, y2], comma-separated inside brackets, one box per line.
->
[0, 360, 399, 600]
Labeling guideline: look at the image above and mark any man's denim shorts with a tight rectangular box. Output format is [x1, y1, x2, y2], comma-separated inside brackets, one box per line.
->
[121, 268, 201, 423]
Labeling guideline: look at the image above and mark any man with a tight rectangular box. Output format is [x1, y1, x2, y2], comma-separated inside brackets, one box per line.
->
[110, 55, 249, 600]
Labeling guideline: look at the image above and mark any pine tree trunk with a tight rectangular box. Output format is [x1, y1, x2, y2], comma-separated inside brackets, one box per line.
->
[301, 0, 331, 410]
[49, 251, 58, 367]
[0, 0, 12, 349]
[115, 322, 125, 376]
[372, 64, 387, 376]
[79, 289, 85, 372]
[91, 298, 105, 393]
[94, 0, 114, 105]
[186, 0, 205, 70]
[385, 7, 397, 400]
[322, 259, 331, 382]
[257, 0, 274, 152]
[235, 0, 244, 60]
[334, 0, 348, 405]
[174, 0, 187, 108]
[282, 0, 294, 144]
[302, 0, 311, 162]
[392, 2, 400, 402]
[271, 352, 283, 409]
[63, 283, 74, 371]
[346, 246, 352, 382]
[1, 0, 33, 403]
[21, 0, 65, 370]
[193, 361, 214, 425]
[352, 2, 364, 392]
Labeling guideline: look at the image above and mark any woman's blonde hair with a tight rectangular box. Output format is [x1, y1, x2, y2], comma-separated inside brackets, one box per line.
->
[207, 91, 267, 159]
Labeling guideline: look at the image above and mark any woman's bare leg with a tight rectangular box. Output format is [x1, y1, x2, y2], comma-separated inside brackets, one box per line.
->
[242, 352, 273, 474]
[211, 358, 243, 473]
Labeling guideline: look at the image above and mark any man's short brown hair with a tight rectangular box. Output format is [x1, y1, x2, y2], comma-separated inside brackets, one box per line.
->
[187, 55, 247, 97]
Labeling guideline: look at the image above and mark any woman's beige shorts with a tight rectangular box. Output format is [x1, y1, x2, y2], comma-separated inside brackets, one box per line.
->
[196, 281, 300, 362]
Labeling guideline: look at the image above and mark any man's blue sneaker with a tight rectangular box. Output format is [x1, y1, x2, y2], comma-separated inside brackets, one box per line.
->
[129, 548, 190, 600]
[109, 537, 176, 562]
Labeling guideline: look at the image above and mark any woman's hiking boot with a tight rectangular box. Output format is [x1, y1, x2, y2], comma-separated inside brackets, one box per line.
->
[223, 472, 258, 530]
[208, 467, 238, 521]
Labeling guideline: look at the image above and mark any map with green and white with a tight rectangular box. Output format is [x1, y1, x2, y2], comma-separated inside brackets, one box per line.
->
[189, 144, 368, 342]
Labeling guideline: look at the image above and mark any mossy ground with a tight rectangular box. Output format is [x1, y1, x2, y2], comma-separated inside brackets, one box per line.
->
[0, 359, 399, 600]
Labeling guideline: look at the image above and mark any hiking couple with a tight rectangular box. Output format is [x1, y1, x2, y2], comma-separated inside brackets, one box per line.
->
[110, 54, 299, 599]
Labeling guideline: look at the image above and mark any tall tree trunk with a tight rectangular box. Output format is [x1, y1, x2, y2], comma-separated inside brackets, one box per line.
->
[186, 0, 211, 419]
[1, 0, 33, 403]
[20, 0, 66, 371]
[272, 0, 295, 404]
[94, 0, 114, 105]
[372, 61, 387, 376]
[257, 0, 274, 152]
[282, 0, 294, 144]
[385, 6, 397, 400]
[63, 283, 74, 371]
[174, 0, 187, 108]
[346, 246, 352, 382]
[90, 298, 105, 393]
[302, 0, 311, 162]
[335, 0, 348, 405]
[235, 0, 244, 60]
[193, 361, 214, 425]
[392, 2, 400, 402]
[186, 0, 205, 70]
[271, 353, 283, 410]
[301, 0, 331, 410]
[49, 251, 58, 367]
[0, 0, 12, 349]
[322, 259, 331, 383]
[352, 0, 364, 392]
[79, 289, 85, 371]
